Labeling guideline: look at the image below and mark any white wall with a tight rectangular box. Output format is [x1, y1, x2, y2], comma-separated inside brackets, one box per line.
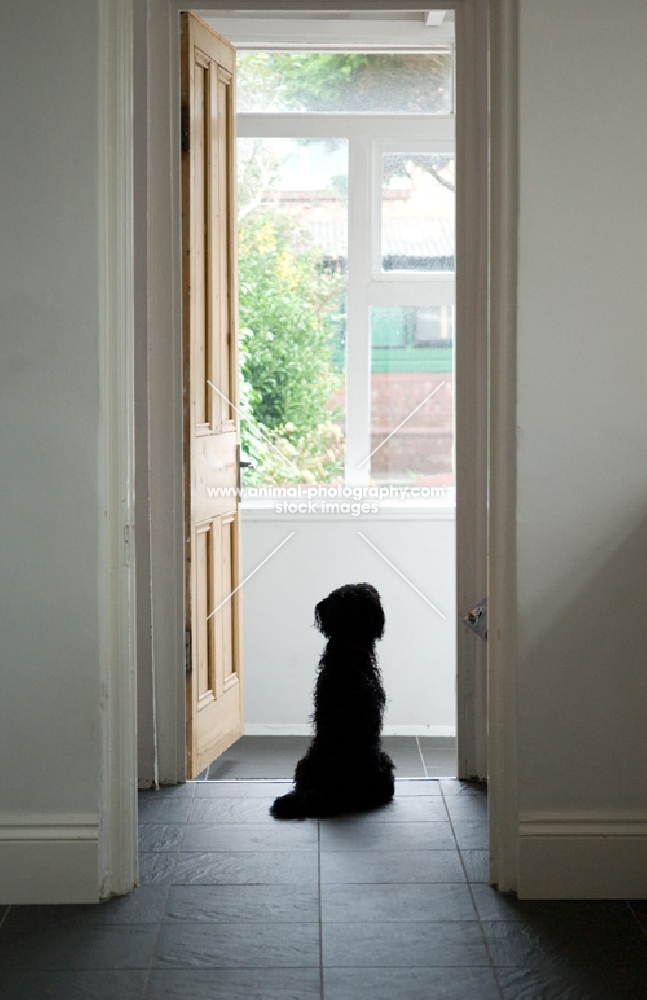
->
[241, 513, 456, 735]
[3, 0, 646, 905]
[514, 0, 647, 896]
[0, 1, 103, 901]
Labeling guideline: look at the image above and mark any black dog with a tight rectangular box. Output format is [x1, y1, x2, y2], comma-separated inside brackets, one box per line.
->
[271, 582, 395, 819]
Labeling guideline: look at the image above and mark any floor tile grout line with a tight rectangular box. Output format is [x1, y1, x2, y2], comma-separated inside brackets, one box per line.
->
[627, 900, 647, 940]
[139, 785, 197, 999]
[415, 735, 428, 777]
[438, 780, 505, 1000]
[139, 883, 171, 999]
[318, 819, 325, 1000]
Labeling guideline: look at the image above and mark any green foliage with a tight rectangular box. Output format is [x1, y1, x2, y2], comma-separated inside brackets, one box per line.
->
[237, 52, 368, 112]
[237, 51, 451, 114]
[238, 214, 345, 485]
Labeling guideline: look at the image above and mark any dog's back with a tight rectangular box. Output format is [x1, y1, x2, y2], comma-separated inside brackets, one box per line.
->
[271, 583, 394, 819]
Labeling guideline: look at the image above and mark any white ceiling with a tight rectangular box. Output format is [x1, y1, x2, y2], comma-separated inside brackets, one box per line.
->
[204, 10, 454, 49]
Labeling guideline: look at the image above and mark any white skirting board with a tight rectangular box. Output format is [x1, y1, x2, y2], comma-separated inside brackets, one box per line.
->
[244, 724, 456, 737]
[517, 812, 647, 899]
[0, 816, 100, 904]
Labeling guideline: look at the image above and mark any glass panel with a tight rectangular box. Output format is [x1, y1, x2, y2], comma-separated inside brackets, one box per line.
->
[237, 52, 452, 115]
[238, 137, 348, 487]
[381, 153, 455, 273]
[369, 306, 454, 499]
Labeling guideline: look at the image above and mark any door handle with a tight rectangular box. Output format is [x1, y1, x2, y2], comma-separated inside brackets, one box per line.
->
[236, 445, 254, 491]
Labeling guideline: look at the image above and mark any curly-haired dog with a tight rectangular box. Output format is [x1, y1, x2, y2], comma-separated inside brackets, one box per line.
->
[271, 582, 395, 819]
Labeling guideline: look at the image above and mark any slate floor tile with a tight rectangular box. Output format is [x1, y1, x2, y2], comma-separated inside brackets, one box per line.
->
[164, 884, 319, 923]
[194, 780, 291, 797]
[418, 736, 456, 748]
[322, 920, 490, 967]
[320, 819, 455, 852]
[482, 915, 647, 969]
[393, 779, 442, 796]
[497, 966, 647, 1000]
[208, 758, 298, 780]
[417, 739, 457, 776]
[321, 881, 477, 923]
[206, 738, 311, 780]
[320, 849, 466, 885]
[0, 924, 158, 971]
[1, 971, 148, 1000]
[11, 764, 645, 1000]
[4, 886, 167, 929]
[138, 823, 186, 853]
[472, 888, 634, 925]
[385, 751, 426, 778]
[383, 737, 424, 750]
[440, 779, 487, 796]
[337, 795, 448, 823]
[422, 760, 459, 778]
[138, 852, 179, 886]
[138, 791, 195, 824]
[173, 850, 319, 885]
[144, 967, 320, 999]
[451, 817, 489, 850]
[153, 920, 320, 968]
[459, 849, 490, 883]
[189, 796, 278, 822]
[323, 966, 500, 1000]
[443, 792, 488, 822]
[181, 821, 318, 853]
[629, 899, 647, 936]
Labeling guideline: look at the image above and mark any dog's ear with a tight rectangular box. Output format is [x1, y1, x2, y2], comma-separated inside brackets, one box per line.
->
[315, 582, 385, 642]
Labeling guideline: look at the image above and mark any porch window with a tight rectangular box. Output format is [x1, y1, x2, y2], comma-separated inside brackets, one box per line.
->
[237, 52, 455, 504]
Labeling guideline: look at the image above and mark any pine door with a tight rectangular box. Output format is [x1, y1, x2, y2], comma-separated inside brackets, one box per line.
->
[181, 12, 243, 778]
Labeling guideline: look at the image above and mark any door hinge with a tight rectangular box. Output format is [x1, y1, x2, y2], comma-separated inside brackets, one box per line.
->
[181, 104, 190, 154]
[185, 628, 192, 674]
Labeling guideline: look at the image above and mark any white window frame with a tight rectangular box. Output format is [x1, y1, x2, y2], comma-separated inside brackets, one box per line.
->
[237, 112, 456, 493]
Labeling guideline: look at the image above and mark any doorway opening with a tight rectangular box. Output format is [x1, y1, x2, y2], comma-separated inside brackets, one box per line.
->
[187, 14, 470, 782]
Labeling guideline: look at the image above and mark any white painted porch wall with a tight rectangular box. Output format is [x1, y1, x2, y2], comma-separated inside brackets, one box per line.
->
[241, 513, 456, 734]
[515, 0, 647, 892]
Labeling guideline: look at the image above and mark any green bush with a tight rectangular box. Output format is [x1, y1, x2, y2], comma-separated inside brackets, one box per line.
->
[238, 214, 345, 485]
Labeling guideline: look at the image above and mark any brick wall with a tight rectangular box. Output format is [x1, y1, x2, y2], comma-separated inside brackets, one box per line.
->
[328, 372, 454, 482]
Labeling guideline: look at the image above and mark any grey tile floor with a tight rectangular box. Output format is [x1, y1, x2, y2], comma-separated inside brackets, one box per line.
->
[200, 736, 457, 780]
[1, 777, 646, 999]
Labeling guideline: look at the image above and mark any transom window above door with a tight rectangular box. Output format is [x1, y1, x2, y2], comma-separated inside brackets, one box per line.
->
[229, 40, 455, 506]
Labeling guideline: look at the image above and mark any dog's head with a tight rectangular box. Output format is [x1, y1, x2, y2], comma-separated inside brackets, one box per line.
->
[314, 582, 385, 644]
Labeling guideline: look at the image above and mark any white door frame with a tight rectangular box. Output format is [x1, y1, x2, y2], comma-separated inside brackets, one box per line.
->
[126, 0, 520, 893]
[98, 0, 138, 898]
[488, 0, 520, 893]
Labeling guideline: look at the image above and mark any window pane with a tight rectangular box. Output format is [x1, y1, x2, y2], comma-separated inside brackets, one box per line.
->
[381, 153, 455, 273]
[237, 52, 452, 114]
[238, 138, 348, 487]
[369, 306, 454, 497]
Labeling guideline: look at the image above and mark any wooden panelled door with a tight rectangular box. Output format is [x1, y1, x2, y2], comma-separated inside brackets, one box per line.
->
[181, 13, 243, 778]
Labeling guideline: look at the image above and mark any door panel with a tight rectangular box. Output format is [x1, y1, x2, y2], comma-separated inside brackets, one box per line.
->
[182, 13, 243, 778]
